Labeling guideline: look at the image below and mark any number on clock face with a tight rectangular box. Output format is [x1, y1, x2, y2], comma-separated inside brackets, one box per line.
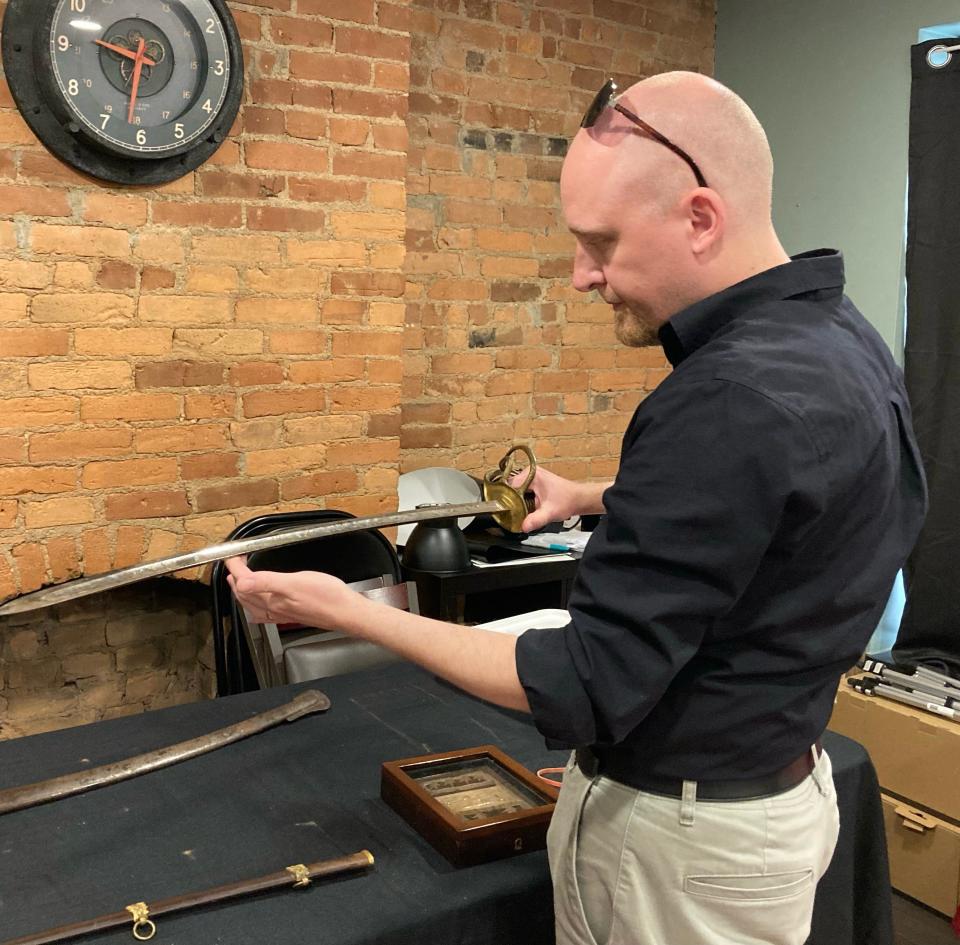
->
[49, 0, 231, 156]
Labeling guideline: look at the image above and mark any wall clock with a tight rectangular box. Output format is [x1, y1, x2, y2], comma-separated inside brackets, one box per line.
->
[1, 0, 244, 185]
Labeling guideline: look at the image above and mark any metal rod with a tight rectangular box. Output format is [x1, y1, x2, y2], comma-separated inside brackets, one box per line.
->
[927, 42, 960, 68]
[0, 500, 504, 617]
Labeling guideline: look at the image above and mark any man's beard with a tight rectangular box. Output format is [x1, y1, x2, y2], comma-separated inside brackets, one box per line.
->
[614, 304, 660, 348]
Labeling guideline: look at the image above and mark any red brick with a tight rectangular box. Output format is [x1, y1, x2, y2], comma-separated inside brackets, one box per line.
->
[332, 151, 406, 180]
[152, 202, 243, 228]
[12, 542, 45, 594]
[242, 389, 325, 418]
[246, 141, 329, 172]
[229, 362, 284, 386]
[270, 16, 334, 46]
[200, 171, 285, 199]
[47, 535, 82, 583]
[0, 328, 69, 356]
[0, 184, 71, 217]
[97, 261, 138, 290]
[181, 453, 240, 480]
[329, 271, 405, 297]
[141, 267, 176, 291]
[281, 469, 359, 500]
[332, 331, 402, 357]
[334, 89, 407, 119]
[285, 110, 326, 140]
[288, 178, 366, 203]
[83, 458, 178, 488]
[242, 106, 287, 135]
[289, 51, 371, 85]
[30, 429, 131, 462]
[135, 361, 224, 388]
[105, 491, 191, 521]
[195, 480, 279, 513]
[247, 206, 326, 232]
[335, 26, 410, 61]
[300, 0, 375, 22]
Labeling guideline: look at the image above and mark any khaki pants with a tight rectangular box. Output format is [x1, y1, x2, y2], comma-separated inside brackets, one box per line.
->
[547, 749, 839, 945]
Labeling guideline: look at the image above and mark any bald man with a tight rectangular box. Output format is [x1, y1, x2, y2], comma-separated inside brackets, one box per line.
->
[228, 72, 926, 945]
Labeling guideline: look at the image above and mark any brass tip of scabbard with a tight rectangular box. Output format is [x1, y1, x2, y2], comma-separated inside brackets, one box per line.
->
[361, 849, 375, 865]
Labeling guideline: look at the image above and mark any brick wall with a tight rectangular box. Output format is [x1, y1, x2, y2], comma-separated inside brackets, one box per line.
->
[0, 0, 411, 734]
[1, 579, 211, 738]
[0, 1, 409, 603]
[401, 0, 714, 480]
[0, 0, 714, 737]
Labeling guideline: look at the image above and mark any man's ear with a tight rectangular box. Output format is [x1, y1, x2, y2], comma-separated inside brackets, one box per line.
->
[685, 189, 724, 256]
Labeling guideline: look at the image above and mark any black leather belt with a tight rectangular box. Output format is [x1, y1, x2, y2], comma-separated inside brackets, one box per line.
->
[575, 741, 822, 801]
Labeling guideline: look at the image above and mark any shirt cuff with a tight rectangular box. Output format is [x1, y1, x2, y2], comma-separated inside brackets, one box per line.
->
[514, 623, 597, 747]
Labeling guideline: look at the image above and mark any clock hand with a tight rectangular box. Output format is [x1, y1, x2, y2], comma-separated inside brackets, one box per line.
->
[126, 38, 147, 124]
[94, 38, 157, 68]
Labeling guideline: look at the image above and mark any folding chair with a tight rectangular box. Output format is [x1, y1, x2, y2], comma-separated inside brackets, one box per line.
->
[242, 574, 418, 687]
[210, 510, 416, 694]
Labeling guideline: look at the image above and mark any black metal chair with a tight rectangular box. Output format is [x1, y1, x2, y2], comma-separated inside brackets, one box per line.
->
[210, 510, 416, 695]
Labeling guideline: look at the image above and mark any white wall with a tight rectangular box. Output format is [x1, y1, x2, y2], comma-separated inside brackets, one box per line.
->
[716, 0, 960, 360]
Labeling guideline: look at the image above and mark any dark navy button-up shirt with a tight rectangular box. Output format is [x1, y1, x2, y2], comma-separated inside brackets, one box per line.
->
[515, 250, 928, 781]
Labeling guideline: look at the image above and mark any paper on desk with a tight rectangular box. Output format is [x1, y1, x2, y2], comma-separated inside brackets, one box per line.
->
[470, 553, 576, 568]
[521, 531, 591, 553]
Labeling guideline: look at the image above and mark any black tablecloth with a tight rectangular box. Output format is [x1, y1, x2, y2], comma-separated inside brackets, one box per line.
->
[0, 664, 891, 945]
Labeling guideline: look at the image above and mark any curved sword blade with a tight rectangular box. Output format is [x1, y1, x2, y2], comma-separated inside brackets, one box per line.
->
[0, 500, 503, 617]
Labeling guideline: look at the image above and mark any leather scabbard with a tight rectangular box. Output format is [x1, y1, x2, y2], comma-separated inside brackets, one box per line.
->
[0, 850, 374, 945]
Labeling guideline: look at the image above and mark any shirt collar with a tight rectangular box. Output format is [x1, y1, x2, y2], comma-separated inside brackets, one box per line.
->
[658, 249, 846, 367]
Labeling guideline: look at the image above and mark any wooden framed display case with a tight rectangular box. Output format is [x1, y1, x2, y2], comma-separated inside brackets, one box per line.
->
[381, 745, 559, 866]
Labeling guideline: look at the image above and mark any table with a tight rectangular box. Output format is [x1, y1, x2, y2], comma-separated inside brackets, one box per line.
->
[0, 664, 891, 945]
[404, 556, 579, 623]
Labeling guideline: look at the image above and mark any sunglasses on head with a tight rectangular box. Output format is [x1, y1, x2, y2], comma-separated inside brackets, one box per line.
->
[581, 78, 708, 189]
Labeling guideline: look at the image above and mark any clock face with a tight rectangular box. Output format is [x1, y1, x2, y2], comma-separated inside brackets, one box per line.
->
[0, 0, 244, 184]
[48, 0, 232, 157]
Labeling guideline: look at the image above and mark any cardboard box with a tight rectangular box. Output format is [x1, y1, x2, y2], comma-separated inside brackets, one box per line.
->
[828, 686, 960, 823]
[882, 795, 960, 917]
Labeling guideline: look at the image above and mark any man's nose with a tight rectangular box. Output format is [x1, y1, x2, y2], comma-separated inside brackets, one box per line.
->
[571, 245, 604, 293]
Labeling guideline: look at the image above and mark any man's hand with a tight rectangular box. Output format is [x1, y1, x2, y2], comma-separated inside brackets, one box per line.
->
[225, 556, 369, 631]
[225, 556, 530, 713]
[510, 466, 610, 532]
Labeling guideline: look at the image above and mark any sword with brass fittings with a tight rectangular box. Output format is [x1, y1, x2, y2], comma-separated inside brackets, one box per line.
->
[0, 500, 504, 618]
[0, 445, 539, 619]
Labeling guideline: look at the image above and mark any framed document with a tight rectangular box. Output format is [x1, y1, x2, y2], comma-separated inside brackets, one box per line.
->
[380, 745, 559, 866]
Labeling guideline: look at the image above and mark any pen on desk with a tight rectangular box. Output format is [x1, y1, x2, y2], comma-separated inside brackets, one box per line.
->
[548, 543, 571, 552]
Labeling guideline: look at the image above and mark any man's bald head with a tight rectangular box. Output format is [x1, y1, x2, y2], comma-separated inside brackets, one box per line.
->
[560, 72, 788, 340]
[565, 71, 775, 234]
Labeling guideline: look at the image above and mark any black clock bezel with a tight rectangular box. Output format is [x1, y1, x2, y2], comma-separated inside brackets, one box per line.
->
[1, 0, 244, 186]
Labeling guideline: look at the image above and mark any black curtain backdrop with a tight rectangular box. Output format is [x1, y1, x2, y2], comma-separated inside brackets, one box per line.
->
[897, 39, 960, 674]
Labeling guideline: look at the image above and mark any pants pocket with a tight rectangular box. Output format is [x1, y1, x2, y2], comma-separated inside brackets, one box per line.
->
[548, 761, 602, 945]
[684, 869, 814, 901]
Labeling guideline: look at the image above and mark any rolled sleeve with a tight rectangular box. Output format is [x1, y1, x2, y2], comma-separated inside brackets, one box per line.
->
[516, 622, 596, 746]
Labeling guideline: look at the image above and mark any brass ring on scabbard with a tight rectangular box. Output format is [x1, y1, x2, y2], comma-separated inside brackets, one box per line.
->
[125, 901, 157, 941]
